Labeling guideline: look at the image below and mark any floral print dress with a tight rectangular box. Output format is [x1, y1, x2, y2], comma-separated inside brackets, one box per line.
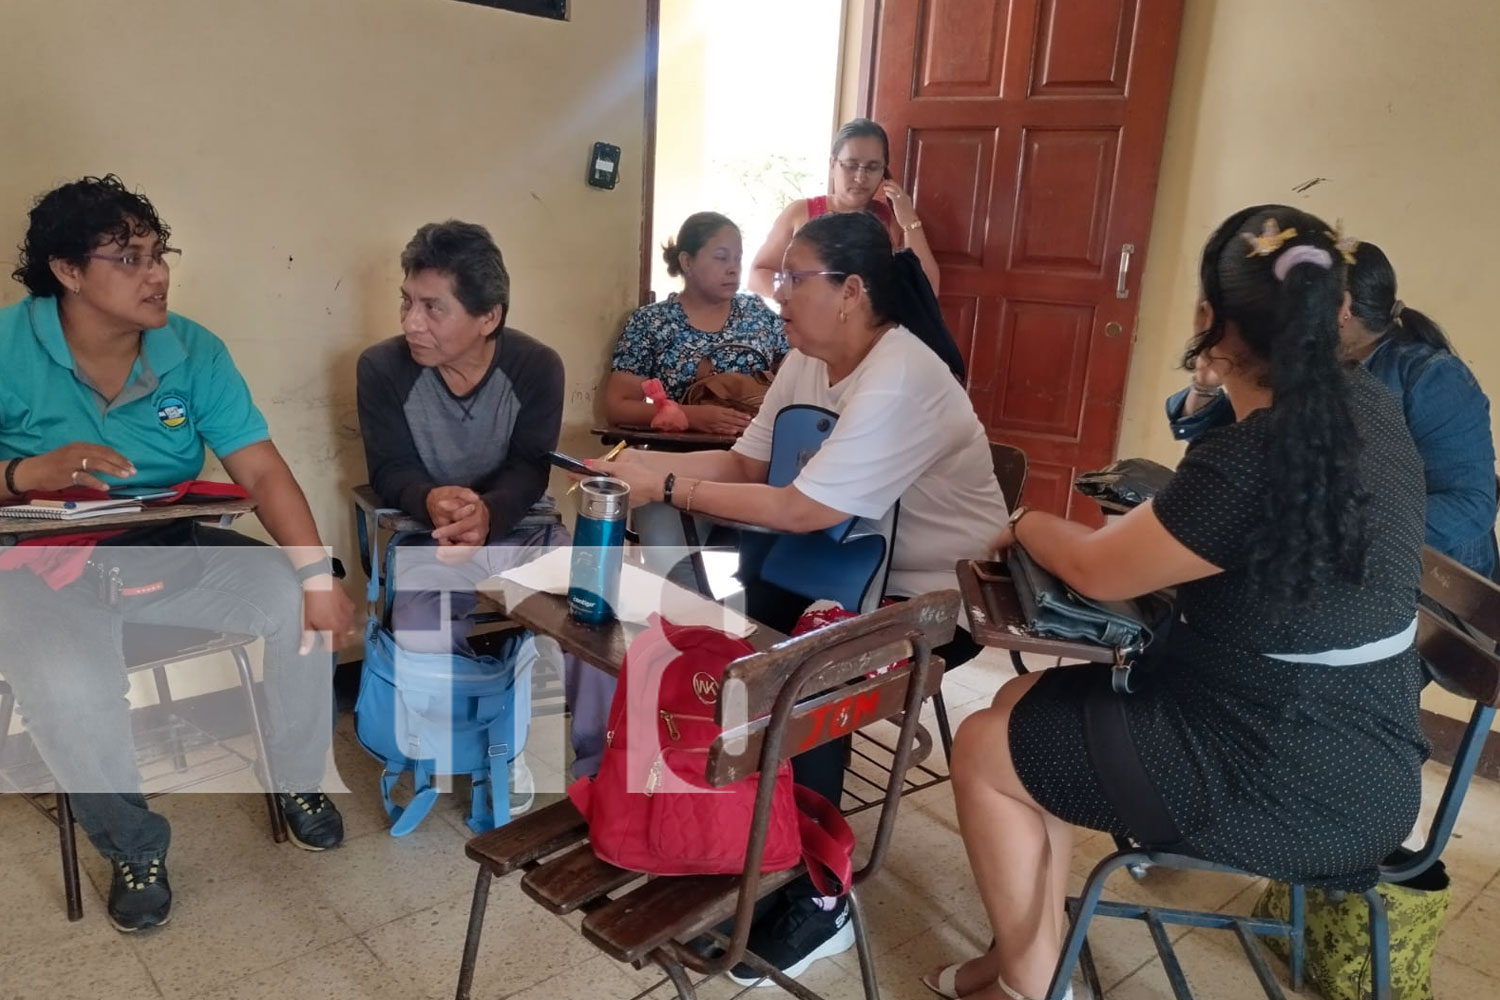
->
[610, 293, 788, 401]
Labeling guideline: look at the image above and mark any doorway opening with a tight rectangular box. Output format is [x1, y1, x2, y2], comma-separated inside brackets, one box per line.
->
[648, 0, 846, 302]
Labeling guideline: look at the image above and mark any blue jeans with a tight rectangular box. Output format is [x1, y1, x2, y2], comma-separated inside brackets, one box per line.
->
[0, 529, 333, 864]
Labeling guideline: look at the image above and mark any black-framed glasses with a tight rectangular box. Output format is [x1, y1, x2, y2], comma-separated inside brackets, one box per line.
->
[84, 248, 182, 272]
[835, 158, 885, 178]
[773, 270, 847, 292]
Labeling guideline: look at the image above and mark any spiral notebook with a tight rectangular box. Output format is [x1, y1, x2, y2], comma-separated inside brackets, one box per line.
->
[0, 499, 143, 521]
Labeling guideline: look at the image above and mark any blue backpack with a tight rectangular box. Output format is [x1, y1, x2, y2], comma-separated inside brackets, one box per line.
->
[353, 615, 530, 836]
[351, 492, 536, 836]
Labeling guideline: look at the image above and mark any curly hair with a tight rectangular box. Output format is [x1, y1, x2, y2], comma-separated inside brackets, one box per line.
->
[1183, 205, 1370, 605]
[11, 175, 171, 297]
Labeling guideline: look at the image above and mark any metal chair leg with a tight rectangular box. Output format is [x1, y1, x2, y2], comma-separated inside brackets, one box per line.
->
[931, 690, 954, 764]
[454, 867, 494, 1000]
[1009, 650, 1029, 676]
[152, 666, 189, 772]
[0, 679, 14, 768]
[56, 793, 84, 921]
[1288, 882, 1306, 992]
[849, 888, 882, 1000]
[231, 648, 287, 843]
[659, 958, 700, 1000]
[1364, 887, 1392, 1000]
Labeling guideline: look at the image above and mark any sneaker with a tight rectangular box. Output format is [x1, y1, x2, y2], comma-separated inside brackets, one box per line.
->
[510, 754, 535, 817]
[728, 895, 855, 986]
[278, 792, 345, 851]
[108, 857, 171, 932]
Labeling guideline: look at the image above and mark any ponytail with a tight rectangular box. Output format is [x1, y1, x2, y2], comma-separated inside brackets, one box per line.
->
[885, 249, 966, 382]
[1391, 303, 1453, 353]
[1349, 240, 1455, 353]
[1188, 205, 1370, 605]
[796, 212, 967, 382]
[1250, 254, 1369, 602]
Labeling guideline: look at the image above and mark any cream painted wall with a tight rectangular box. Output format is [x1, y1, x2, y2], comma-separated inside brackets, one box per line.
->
[1121, 0, 1500, 463]
[0, 0, 647, 699]
[1119, 0, 1500, 725]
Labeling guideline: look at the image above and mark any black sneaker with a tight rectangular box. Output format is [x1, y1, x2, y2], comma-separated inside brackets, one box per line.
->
[278, 792, 345, 851]
[108, 857, 171, 932]
[728, 894, 854, 986]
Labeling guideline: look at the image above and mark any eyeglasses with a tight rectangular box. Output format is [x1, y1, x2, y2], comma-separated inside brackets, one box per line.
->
[835, 159, 885, 178]
[84, 248, 182, 272]
[772, 270, 847, 292]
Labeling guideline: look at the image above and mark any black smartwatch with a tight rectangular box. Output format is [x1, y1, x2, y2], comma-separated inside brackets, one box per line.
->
[662, 472, 677, 506]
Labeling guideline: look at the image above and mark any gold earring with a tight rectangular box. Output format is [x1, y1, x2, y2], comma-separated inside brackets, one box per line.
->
[838, 309, 846, 323]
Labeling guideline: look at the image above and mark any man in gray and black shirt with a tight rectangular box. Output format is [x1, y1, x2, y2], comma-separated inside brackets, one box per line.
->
[356, 221, 614, 789]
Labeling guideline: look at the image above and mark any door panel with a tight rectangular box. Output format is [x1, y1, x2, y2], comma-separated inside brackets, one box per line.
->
[871, 0, 1184, 521]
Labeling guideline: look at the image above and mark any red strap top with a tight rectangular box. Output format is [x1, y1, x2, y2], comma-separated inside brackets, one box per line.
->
[805, 195, 893, 226]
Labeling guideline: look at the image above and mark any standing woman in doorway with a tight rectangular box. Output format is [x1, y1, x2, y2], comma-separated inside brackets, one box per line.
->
[749, 118, 940, 296]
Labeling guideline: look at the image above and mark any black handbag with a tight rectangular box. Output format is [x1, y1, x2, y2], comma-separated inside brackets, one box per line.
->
[1007, 545, 1172, 691]
[1073, 458, 1176, 509]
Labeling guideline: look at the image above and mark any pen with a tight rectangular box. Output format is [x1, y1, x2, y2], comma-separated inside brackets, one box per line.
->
[567, 441, 628, 494]
[30, 500, 77, 509]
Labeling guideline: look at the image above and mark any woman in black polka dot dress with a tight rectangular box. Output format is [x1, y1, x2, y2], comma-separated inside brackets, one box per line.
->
[923, 206, 1429, 1000]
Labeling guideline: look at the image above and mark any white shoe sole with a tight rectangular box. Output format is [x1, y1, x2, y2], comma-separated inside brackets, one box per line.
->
[728, 916, 856, 987]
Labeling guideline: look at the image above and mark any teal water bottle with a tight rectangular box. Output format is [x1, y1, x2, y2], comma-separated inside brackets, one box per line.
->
[568, 477, 629, 624]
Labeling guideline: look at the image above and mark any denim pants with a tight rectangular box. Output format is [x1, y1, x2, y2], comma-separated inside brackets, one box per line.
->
[388, 521, 617, 779]
[0, 528, 333, 864]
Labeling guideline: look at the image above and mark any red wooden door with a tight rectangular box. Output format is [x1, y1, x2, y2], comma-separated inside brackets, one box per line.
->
[870, 0, 1184, 519]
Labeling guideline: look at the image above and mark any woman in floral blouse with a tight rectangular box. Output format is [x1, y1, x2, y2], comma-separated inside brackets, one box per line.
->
[605, 212, 788, 436]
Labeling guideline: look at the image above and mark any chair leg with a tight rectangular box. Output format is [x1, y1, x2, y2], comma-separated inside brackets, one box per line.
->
[0, 680, 14, 768]
[1054, 860, 1123, 1000]
[1364, 887, 1392, 1000]
[56, 793, 84, 922]
[1288, 883, 1306, 992]
[658, 959, 700, 1000]
[454, 867, 494, 1000]
[932, 690, 954, 765]
[231, 648, 287, 843]
[152, 666, 189, 773]
[1009, 650, 1029, 676]
[849, 888, 882, 1000]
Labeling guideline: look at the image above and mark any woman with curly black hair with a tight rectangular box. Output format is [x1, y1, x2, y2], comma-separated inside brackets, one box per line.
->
[1168, 235, 1497, 577]
[0, 175, 356, 931]
[923, 206, 1428, 1000]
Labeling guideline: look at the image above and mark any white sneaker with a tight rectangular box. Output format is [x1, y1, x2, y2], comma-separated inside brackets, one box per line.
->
[509, 754, 535, 816]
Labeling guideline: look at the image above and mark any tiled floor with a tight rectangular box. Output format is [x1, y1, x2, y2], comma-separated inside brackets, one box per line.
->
[3, 648, 1497, 1000]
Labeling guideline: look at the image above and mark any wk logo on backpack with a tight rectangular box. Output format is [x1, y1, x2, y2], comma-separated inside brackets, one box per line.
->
[691, 671, 720, 705]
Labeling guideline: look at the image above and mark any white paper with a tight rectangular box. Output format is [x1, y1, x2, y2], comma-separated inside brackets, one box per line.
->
[494, 547, 756, 638]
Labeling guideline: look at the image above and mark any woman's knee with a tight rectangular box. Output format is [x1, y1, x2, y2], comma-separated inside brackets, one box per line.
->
[952, 704, 1013, 781]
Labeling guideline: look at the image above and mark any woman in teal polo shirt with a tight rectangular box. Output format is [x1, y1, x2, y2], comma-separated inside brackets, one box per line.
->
[0, 175, 355, 932]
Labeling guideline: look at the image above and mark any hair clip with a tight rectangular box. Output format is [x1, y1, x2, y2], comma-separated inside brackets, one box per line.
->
[1242, 219, 1298, 257]
[1323, 221, 1359, 265]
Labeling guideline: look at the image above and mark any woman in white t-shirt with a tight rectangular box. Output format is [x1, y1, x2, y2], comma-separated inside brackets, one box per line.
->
[593, 210, 1008, 985]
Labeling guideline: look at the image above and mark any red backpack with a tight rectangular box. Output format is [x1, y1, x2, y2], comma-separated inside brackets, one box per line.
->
[566, 616, 853, 889]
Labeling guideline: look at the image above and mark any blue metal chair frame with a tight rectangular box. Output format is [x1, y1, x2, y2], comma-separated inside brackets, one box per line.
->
[1045, 546, 1500, 1000]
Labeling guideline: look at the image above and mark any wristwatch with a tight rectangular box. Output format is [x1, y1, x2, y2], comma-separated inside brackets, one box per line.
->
[662, 472, 677, 506]
[1008, 504, 1032, 530]
[295, 558, 335, 584]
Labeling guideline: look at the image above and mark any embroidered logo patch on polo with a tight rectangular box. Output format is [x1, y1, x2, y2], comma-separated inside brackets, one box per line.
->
[156, 394, 188, 429]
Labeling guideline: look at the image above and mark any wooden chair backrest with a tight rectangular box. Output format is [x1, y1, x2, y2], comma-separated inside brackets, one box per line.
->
[1417, 547, 1500, 708]
[990, 443, 1028, 511]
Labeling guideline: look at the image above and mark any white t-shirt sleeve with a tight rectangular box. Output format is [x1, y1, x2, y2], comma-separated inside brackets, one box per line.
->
[792, 388, 949, 519]
[731, 354, 801, 463]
